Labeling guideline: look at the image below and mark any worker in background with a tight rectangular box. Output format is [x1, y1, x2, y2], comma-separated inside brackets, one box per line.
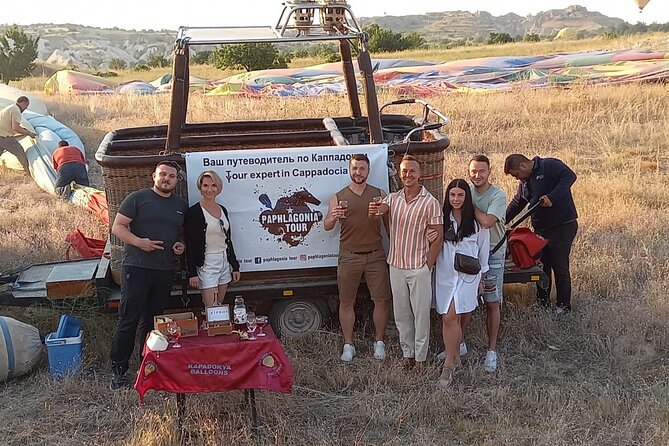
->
[52, 140, 90, 198]
[0, 96, 34, 174]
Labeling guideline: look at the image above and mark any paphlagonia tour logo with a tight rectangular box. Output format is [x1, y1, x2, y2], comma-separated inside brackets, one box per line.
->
[258, 189, 323, 247]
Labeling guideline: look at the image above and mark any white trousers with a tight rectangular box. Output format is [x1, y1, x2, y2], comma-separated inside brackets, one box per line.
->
[389, 264, 432, 362]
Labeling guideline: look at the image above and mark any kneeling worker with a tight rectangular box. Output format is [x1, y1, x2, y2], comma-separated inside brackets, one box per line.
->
[324, 154, 391, 362]
[52, 140, 90, 198]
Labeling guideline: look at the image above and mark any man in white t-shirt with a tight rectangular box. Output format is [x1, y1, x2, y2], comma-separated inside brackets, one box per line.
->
[466, 154, 507, 373]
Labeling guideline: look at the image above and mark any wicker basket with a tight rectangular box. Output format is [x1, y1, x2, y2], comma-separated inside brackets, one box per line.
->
[97, 119, 450, 274]
[96, 124, 335, 274]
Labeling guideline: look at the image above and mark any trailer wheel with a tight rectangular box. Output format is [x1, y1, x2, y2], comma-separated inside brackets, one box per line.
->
[270, 298, 328, 338]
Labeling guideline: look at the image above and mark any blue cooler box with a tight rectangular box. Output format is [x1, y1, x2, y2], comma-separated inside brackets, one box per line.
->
[55, 315, 82, 339]
[45, 330, 83, 378]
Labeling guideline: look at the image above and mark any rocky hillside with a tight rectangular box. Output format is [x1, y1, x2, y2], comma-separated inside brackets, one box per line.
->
[2, 6, 626, 69]
[360, 5, 625, 42]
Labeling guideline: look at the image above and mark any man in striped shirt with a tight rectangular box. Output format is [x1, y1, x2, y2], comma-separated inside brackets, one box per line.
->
[376, 155, 443, 371]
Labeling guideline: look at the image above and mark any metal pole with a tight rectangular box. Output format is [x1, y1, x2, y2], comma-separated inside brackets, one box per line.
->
[166, 40, 188, 151]
[246, 389, 259, 437]
[356, 35, 383, 144]
[176, 393, 186, 441]
[339, 39, 362, 119]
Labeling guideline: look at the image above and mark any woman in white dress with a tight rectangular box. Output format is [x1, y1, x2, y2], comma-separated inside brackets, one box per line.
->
[435, 178, 490, 387]
[185, 170, 241, 308]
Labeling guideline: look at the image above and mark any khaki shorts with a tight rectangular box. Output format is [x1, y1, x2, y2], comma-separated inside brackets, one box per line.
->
[337, 249, 391, 303]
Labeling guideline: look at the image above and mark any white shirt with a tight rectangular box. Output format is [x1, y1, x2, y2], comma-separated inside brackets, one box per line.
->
[202, 206, 228, 255]
[434, 212, 490, 315]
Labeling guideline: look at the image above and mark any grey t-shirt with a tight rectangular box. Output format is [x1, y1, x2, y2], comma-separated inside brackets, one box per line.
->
[471, 184, 506, 254]
[118, 188, 187, 270]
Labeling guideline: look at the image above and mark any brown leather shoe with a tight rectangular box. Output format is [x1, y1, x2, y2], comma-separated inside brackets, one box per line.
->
[402, 357, 416, 370]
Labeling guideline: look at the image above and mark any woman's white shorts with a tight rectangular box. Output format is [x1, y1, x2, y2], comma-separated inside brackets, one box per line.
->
[197, 252, 232, 289]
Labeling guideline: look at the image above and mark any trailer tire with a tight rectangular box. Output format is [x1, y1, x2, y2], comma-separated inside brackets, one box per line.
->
[270, 298, 328, 338]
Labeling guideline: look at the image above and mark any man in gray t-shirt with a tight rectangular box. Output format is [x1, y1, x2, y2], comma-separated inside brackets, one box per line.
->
[468, 154, 506, 373]
[109, 161, 187, 390]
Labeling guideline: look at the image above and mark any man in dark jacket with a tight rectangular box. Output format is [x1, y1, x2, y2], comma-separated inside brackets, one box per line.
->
[504, 154, 578, 315]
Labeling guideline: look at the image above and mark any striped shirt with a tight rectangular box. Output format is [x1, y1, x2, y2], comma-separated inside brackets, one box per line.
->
[384, 186, 443, 269]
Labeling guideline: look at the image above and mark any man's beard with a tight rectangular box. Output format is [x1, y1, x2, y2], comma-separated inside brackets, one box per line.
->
[155, 181, 175, 193]
[351, 175, 367, 185]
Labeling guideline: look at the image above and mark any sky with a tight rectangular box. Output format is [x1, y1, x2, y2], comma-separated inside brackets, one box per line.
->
[2, 1, 668, 31]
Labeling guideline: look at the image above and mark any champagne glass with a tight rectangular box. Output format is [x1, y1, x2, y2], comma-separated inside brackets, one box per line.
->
[372, 196, 382, 215]
[246, 312, 257, 340]
[338, 200, 348, 219]
[256, 315, 267, 337]
[167, 322, 182, 348]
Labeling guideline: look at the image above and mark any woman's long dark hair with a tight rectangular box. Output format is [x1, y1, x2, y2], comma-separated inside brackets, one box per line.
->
[443, 178, 477, 242]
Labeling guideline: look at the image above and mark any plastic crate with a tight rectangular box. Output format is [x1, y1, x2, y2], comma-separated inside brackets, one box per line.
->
[45, 330, 83, 378]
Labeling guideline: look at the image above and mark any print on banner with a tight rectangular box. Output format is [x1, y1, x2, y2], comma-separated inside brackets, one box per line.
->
[260, 352, 283, 378]
[143, 361, 157, 379]
[258, 190, 323, 247]
[187, 363, 232, 376]
[185, 145, 389, 272]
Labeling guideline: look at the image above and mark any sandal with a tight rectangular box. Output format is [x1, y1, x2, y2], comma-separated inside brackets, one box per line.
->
[438, 364, 455, 388]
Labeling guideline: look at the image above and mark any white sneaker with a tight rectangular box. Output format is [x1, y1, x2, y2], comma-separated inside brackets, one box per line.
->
[372, 340, 386, 360]
[340, 343, 356, 362]
[484, 350, 498, 373]
[437, 342, 468, 361]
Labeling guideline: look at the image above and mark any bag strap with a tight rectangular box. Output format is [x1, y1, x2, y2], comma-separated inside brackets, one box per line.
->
[490, 201, 542, 255]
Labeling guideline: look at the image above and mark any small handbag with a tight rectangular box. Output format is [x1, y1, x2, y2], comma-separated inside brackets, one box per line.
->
[454, 252, 481, 275]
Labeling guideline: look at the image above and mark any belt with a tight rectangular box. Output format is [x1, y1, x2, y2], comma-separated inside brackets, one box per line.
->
[350, 249, 379, 255]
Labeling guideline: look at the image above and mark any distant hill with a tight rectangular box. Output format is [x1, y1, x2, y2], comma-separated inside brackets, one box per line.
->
[1, 5, 627, 70]
[360, 5, 625, 42]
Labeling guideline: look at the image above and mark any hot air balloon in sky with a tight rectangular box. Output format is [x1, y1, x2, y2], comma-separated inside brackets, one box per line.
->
[635, 0, 651, 12]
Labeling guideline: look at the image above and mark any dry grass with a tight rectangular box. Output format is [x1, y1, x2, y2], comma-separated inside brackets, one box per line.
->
[2, 41, 669, 446]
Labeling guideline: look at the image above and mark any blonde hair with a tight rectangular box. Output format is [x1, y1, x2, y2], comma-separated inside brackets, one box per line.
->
[196, 170, 223, 193]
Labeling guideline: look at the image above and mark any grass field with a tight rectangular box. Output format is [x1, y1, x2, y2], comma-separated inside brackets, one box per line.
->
[1, 36, 668, 445]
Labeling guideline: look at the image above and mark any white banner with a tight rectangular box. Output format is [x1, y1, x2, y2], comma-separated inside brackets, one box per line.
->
[185, 144, 389, 271]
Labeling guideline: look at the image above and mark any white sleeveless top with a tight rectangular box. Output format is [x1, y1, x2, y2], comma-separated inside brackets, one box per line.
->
[202, 206, 229, 254]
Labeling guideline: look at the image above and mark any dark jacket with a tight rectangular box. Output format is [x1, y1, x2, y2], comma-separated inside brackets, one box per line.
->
[506, 156, 578, 231]
[184, 202, 240, 278]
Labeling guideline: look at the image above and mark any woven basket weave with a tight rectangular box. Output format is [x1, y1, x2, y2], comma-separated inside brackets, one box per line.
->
[390, 147, 445, 204]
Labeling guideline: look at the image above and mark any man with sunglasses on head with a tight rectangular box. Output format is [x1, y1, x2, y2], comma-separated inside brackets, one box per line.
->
[325, 154, 391, 362]
[109, 160, 188, 390]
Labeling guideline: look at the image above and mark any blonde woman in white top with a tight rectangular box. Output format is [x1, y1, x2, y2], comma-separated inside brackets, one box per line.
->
[185, 170, 241, 307]
[434, 178, 489, 387]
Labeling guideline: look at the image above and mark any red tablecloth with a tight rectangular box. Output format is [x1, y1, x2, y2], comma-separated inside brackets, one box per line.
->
[135, 326, 293, 400]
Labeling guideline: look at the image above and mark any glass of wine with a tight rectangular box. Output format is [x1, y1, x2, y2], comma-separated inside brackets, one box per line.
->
[256, 315, 268, 337]
[338, 200, 348, 219]
[372, 196, 382, 215]
[246, 312, 257, 340]
[167, 322, 182, 348]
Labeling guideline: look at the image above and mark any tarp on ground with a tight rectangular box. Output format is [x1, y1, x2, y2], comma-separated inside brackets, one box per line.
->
[117, 80, 157, 95]
[205, 49, 669, 97]
[0, 84, 109, 223]
[44, 70, 117, 94]
[152, 74, 212, 92]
